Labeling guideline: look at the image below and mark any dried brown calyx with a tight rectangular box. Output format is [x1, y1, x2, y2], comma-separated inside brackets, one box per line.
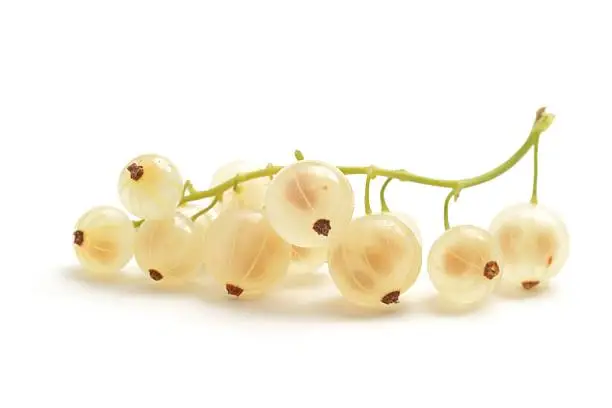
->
[381, 291, 400, 305]
[522, 280, 540, 290]
[73, 230, 84, 246]
[483, 261, 500, 280]
[226, 284, 244, 297]
[312, 218, 331, 236]
[149, 269, 164, 281]
[127, 162, 144, 181]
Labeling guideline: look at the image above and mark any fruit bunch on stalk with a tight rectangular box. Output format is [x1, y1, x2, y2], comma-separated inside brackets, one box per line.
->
[72, 107, 569, 308]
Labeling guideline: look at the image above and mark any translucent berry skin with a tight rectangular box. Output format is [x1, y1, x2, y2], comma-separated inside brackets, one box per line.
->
[134, 212, 204, 282]
[264, 160, 354, 247]
[428, 225, 502, 305]
[118, 154, 183, 220]
[177, 204, 214, 269]
[203, 208, 292, 296]
[194, 213, 213, 268]
[489, 203, 569, 289]
[211, 160, 270, 214]
[387, 211, 422, 245]
[327, 214, 422, 307]
[289, 244, 328, 273]
[73, 206, 135, 274]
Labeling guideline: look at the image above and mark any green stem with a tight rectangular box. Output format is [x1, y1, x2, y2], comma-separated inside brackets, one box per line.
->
[182, 180, 196, 197]
[191, 197, 220, 222]
[380, 178, 393, 212]
[180, 109, 554, 225]
[443, 190, 455, 230]
[364, 169, 373, 215]
[181, 166, 283, 204]
[531, 134, 540, 204]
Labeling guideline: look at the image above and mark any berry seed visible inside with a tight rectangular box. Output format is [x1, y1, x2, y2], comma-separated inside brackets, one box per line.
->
[312, 219, 331, 236]
[226, 284, 244, 297]
[73, 230, 84, 246]
[483, 260, 500, 280]
[127, 162, 144, 181]
[381, 291, 400, 304]
[522, 280, 540, 290]
[149, 269, 164, 281]
[547, 255, 553, 266]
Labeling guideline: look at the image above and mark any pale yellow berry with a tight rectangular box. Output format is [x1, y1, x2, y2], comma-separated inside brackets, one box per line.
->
[203, 208, 292, 297]
[73, 206, 135, 274]
[427, 225, 502, 304]
[289, 244, 328, 273]
[265, 160, 354, 247]
[327, 214, 422, 307]
[134, 213, 204, 283]
[210, 160, 269, 214]
[118, 154, 183, 220]
[489, 202, 569, 290]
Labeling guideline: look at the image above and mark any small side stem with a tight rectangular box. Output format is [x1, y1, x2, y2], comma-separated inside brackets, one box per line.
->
[182, 180, 195, 197]
[380, 178, 393, 212]
[443, 190, 455, 230]
[364, 170, 373, 215]
[191, 197, 220, 222]
[133, 219, 144, 228]
[531, 134, 540, 204]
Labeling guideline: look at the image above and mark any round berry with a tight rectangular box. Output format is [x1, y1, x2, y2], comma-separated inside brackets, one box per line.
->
[327, 213, 422, 307]
[210, 160, 270, 214]
[264, 160, 354, 247]
[118, 154, 183, 220]
[73, 206, 135, 274]
[203, 208, 292, 297]
[134, 213, 204, 283]
[489, 202, 569, 290]
[427, 225, 502, 305]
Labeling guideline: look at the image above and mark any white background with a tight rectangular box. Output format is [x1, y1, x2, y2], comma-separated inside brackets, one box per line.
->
[1, 1, 610, 407]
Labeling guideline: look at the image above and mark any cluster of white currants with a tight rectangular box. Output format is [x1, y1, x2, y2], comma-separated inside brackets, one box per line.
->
[73, 154, 569, 308]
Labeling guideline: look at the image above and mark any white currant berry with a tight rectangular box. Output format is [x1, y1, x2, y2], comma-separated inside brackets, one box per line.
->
[210, 160, 270, 214]
[264, 160, 354, 247]
[489, 202, 569, 290]
[327, 213, 422, 307]
[72, 206, 135, 274]
[203, 208, 292, 297]
[427, 225, 502, 305]
[134, 212, 204, 283]
[289, 244, 328, 273]
[118, 154, 183, 220]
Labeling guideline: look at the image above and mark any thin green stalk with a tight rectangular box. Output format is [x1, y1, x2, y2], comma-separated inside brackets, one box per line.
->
[181, 166, 283, 204]
[380, 178, 393, 212]
[191, 196, 220, 222]
[531, 134, 540, 204]
[182, 180, 196, 197]
[364, 170, 373, 215]
[179, 108, 555, 225]
[443, 190, 455, 230]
